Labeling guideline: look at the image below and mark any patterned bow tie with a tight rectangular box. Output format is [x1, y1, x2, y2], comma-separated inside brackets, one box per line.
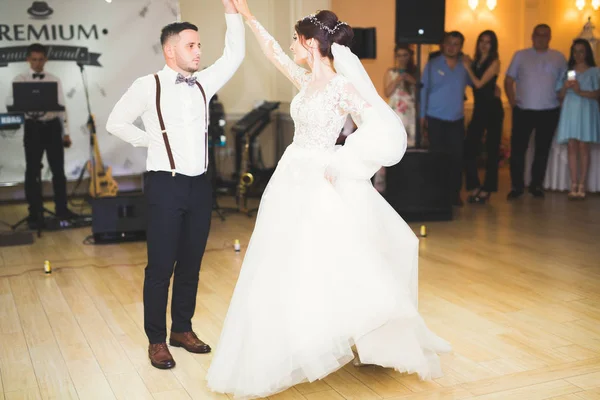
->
[175, 73, 197, 86]
[33, 73, 45, 79]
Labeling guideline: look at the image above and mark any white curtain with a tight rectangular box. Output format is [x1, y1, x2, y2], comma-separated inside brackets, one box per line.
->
[525, 135, 600, 192]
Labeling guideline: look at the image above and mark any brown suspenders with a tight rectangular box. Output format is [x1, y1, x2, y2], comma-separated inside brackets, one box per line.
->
[153, 74, 176, 175]
[195, 81, 209, 172]
[153, 74, 208, 176]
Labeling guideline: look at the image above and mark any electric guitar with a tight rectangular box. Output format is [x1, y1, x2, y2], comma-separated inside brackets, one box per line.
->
[86, 115, 118, 197]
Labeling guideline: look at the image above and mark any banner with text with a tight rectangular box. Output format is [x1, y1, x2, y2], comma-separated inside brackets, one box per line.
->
[0, 0, 179, 184]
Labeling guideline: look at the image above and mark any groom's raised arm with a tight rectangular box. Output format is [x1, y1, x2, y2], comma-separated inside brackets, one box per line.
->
[196, 3, 245, 98]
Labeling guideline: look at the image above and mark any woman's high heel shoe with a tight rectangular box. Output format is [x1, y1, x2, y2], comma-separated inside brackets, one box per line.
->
[474, 190, 491, 204]
[568, 183, 579, 200]
[577, 183, 586, 200]
[467, 188, 481, 204]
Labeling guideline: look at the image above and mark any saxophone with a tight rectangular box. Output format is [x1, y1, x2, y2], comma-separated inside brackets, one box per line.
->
[237, 132, 254, 212]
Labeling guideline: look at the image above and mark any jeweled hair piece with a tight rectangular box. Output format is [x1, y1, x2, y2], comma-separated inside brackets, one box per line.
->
[301, 13, 348, 35]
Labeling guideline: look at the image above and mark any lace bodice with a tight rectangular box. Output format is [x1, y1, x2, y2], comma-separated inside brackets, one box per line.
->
[291, 75, 367, 150]
[247, 19, 368, 151]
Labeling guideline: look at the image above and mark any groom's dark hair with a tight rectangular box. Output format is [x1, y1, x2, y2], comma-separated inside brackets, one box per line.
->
[160, 22, 199, 46]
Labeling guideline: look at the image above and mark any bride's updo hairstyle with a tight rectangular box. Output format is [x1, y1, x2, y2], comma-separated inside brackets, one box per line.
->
[295, 10, 353, 61]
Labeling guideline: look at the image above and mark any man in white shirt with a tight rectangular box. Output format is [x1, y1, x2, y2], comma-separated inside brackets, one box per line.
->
[106, 0, 244, 370]
[11, 43, 75, 229]
[505, 24, 567, 199]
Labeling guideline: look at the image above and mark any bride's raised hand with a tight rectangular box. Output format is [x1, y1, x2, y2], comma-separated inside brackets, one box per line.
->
[221, 0, 236, 13]
[232, 0, 254, 19]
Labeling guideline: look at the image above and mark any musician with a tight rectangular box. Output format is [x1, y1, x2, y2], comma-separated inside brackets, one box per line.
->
[10, 43, 76, 229]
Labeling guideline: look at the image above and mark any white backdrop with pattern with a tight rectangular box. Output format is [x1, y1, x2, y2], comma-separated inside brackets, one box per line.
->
[0, 0, 180, 185]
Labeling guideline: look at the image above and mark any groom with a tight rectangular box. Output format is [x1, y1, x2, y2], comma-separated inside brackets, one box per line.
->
[106, 0, 245, 369]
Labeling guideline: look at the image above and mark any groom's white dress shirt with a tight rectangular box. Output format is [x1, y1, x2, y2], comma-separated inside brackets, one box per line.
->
[106, 13, 245, 177]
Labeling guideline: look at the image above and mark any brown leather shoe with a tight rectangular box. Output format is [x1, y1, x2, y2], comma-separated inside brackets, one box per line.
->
[148, 343, 176, 369]
[169, 331, 211, 354]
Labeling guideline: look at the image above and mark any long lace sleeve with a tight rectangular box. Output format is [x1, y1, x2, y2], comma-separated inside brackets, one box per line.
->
[338, 81, 369, 125]
[247, 18, 311, 89]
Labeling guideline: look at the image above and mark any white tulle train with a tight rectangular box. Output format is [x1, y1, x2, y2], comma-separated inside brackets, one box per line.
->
[205, 144, 451, 399]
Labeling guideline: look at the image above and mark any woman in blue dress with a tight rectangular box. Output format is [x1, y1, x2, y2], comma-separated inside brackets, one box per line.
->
[556, 39, 600, 199]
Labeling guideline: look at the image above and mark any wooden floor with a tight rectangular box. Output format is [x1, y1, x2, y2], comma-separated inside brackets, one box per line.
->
[1, 175, 600, 400]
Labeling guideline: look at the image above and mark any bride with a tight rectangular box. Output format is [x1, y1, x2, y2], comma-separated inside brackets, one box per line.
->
[206, 1, 451, 398]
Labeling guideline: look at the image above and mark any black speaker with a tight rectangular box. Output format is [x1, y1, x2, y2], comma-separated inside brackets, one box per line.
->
[351, 27, 377, 59]
[384, 149, 453, 222]
[395, 0, 446, 44]
[91, 194, 147, 243]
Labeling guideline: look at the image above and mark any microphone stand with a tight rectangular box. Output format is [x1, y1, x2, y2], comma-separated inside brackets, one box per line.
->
[72, 62, 98, 200]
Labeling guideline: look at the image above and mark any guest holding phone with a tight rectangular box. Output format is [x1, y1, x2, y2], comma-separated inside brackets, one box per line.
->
[555, 39, 600, 200]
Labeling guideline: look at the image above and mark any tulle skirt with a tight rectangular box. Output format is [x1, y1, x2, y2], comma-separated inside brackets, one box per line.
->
[205, 143, 451, 399]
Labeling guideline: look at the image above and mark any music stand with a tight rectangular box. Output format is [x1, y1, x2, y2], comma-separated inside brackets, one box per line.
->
[233, 102, 280, 174]
[7, 81, 65, 237]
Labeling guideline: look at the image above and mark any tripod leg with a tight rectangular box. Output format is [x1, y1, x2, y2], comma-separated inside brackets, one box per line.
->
[37, 176, 43, 238]
[215, 208, 226, 221]
[210, 180, 227, 222]
[212, 199, 227, 222]
[10, 216, 29, 231]
[69, 160, 89, 203]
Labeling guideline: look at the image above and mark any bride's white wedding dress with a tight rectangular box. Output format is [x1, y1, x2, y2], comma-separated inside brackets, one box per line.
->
[205, 19, 451, 399]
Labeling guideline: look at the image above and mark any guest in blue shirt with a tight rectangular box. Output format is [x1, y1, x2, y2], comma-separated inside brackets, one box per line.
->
[421, 31, 472, 205]
[505, 24, 567, 199]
